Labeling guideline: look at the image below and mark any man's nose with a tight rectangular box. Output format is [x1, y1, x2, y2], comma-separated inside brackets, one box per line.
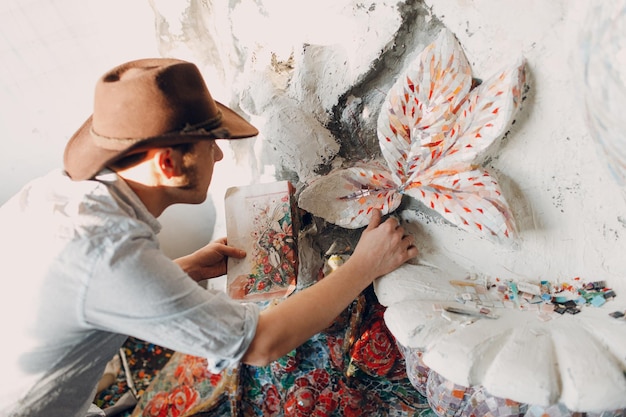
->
[214, 141, 224, 161]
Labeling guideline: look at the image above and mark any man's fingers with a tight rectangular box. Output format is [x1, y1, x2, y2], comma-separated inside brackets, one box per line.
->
[222, 244, 246, 258]
[209, 242, 246, 259]
[403, 234, 419, 258]
[366, 208, 382, 230]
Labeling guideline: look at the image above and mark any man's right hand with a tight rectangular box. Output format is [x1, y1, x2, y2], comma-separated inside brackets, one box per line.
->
[349, 209, 418, 281]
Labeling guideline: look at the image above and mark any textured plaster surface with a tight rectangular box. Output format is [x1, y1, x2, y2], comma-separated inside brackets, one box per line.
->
[1, 0, 626, 409]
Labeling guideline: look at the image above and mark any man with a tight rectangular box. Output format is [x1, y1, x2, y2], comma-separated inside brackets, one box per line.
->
[0, 58, 418, 416]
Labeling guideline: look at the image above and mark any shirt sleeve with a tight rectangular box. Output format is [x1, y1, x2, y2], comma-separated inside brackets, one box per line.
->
[81, 232, 259, 372]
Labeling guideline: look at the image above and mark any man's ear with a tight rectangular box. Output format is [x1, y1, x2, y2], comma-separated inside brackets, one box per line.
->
[155, 147, 183, 179]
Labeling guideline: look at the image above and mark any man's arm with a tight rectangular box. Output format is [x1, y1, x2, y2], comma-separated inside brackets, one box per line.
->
[241, 209, 418, 366]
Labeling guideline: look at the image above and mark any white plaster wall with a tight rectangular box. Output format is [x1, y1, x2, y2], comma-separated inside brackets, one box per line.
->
[0, 0, 221, 259]
[1, 0, 625, 295]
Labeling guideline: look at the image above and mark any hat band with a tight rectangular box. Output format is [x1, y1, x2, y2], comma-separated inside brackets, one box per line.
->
[90, 111, 226, 150]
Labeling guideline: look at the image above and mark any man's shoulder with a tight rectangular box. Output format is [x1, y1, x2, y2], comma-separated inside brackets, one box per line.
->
[9, 169, 148, 231]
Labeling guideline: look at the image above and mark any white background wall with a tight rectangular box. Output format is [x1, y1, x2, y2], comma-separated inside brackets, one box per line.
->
[0, 0, 228, 259]
[1, 0, 625, 294]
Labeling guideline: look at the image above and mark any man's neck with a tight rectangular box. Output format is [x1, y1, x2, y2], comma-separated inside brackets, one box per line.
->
[117, 176, 170, 218]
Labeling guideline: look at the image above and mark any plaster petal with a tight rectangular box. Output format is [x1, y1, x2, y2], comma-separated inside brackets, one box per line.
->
[376, 261, 626, 411]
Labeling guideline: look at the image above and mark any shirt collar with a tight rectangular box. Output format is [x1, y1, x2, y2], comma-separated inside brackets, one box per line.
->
[94, 169, 162, 234]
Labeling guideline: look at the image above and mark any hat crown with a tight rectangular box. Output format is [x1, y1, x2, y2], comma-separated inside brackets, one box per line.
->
[92, 59, 220, 141]
[63, 57, 258, 181]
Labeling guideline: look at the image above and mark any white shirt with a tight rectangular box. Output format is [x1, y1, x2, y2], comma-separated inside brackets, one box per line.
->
[0, 169, 259, 417]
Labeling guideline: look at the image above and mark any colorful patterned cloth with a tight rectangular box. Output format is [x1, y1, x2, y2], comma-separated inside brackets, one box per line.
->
[130, 287, 432, 416]
[95, 337, 174, 414]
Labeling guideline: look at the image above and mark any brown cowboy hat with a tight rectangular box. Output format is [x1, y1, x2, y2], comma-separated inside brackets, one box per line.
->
[63, 58, 258, 180]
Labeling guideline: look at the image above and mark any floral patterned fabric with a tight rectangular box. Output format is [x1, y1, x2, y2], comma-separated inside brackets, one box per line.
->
[131, 287, 432, 416]
[95, 337, 174, 412]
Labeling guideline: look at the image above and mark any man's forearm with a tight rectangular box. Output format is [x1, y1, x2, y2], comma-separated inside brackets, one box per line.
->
[241, 258, 373, 366]
[240, 209, 417, 367]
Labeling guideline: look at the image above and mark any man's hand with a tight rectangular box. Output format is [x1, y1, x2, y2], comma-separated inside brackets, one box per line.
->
[348, 209, 418, 280]
[175, 237, 246, 282]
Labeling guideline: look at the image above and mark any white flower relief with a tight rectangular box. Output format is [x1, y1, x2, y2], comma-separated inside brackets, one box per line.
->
[299, 28, 526, 242]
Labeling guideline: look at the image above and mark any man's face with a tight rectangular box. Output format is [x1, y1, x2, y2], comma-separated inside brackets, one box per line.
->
[181, 139, 223, 204]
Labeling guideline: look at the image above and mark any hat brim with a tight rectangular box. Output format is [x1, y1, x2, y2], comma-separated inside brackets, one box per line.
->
[217, 102, 259, 139]
[64, 101, 258, 181]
